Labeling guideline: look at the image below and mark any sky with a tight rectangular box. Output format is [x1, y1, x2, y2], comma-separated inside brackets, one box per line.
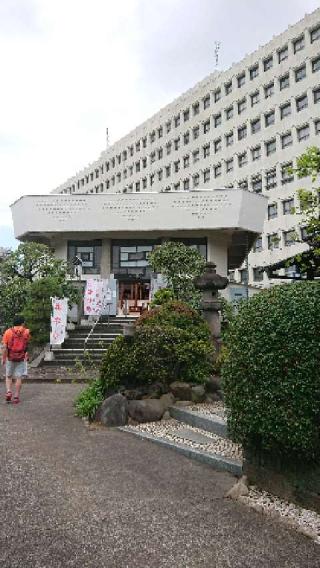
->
[1, 0, 319, 248]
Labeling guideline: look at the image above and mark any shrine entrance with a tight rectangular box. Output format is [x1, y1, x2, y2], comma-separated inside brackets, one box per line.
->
[118, 280, 150, 315]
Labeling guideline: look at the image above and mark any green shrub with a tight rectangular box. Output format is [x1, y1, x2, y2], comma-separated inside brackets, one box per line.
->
[222, 282, 320, 459]
[74, 379, 105, 420]
[150, 287, 174, 307]
[99, 301, 214, 395]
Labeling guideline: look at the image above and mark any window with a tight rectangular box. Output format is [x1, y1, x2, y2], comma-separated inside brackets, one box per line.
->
[251, 90, 259, 106]
[203, 169, 210, 183]
[296, 93, 308, 111]
[193, 149, 200, 163]
[226, 158, 234, 172]
[266, 168, 277, 190]
[314, 87, 320, 103]
[251, 118, 261, 134]
[214, 138, 222, 153]
[174, 160, 180, 173]
[278, 45, 288, 62]
[225, 106, 233, 120]
[279, 73, 290, 90]
[315, 119, 320, 134]
[184, 131, 190, 145]
[283, 198, 294, 215]
[183, 178, 190, 191]
[280, 101, 291, 118]
[250, 64, 259, 80]
[238, 124, 247, 140]
[203, 120, 210, 134]
[281, 162, 294, 184]
[150, 151, 156, 163]
[310, 25, 320, 43]
[268, 203, 278, 219]
[265, 110, 275, 127]
[166, 142, 172, 155]
[193, 102, 200, 116]
[281, 131, 293, 148]
[165, 165, 171, 178]
[214, 113, 222, 127]
[225, 81, 232, 95]
[142, 178, 147, 189]
[268, 233, 280, 250]
[238, 152, 247, 168]
[214, 163, 222, 177]
[174, 114, 180, 127]
[111, 157, 116, 167]
[142, 137, 147, 148]
[174, 182, 180, 191]
[225, 131, 234, 146]
[264, 82, 274, 98]
[150, 131, 155, 143]
[135, 161, 140, 173]
[174, 137, 180, 150]
[253, 267, 264, 282]
[297, 124, 310, 141]
[203, 95, 210, 109]
[213, 89, 221, 102]
[251, 145, 261, 161]
[68, 240, 102, 275]
[284, 230, 296, 246]
[150, 174, 155, 186]
[193, 173, 200, 188]
[238, 98, 246, 114]
[295, 64, 306, 82]
[183, 155, 190, 168]
[300, 227, 308, 241]
[158, 126, 163, 139]
[252, 175, 262, 194]
[203, 144, 210, 158]
[122, 150, 127, 161]
[239, 269, 248, 284]
[193, 125, 200, 139]
[166, 121, 171, 133]
[253, 236, 263, 252]
[158, 148, 163, 159]
[135, 181, 140, 192]
[265, 138, 276, 156]
[263, 55, 273, 71]
[237, 72, 245, 87]
[293, 35, 305, 53]
[312, 56, 320, 73]
[183, 108, 190, 122]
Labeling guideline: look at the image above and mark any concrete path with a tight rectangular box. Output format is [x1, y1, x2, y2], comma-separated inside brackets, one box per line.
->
[0, 384, 319, 568]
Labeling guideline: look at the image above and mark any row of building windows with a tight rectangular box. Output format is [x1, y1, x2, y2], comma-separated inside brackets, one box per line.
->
[59, 25, 320, 194]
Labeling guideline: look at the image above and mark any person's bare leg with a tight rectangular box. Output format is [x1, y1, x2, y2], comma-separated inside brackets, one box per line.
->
[6, 376, 13, 394]
[14, 378, 22, 399]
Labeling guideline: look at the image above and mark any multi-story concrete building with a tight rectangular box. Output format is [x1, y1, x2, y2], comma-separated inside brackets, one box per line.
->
[51, 7, 320, 287]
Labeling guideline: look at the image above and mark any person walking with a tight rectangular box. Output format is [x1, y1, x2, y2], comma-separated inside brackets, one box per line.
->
[2, 316, 30, 404]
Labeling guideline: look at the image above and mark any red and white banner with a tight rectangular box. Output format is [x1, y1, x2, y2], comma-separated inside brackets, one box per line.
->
[84, 279, 112, 316]
[50, 297, 68, 345]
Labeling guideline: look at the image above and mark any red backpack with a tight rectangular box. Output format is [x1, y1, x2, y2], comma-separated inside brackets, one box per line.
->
[8, 328, 29, 362]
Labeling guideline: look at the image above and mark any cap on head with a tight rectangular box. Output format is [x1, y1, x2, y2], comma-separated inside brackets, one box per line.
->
[13, 315, 25, 326]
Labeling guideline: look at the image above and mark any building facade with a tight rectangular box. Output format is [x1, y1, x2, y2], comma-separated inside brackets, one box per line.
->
[52, 8, 320, 287]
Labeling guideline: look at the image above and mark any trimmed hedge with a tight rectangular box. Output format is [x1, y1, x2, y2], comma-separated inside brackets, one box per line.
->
[222, 282, 320, 459]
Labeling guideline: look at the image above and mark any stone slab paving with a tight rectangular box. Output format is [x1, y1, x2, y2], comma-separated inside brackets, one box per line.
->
[0, 384, 319, 568]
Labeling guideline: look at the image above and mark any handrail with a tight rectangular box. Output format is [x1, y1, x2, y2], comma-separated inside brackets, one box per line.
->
[83, 315, 101, 354]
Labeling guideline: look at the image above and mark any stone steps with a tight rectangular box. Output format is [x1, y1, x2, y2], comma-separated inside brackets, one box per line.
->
[119, 403, 242, 476]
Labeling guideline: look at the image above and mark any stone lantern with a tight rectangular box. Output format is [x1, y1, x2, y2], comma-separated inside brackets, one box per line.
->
[194, 262, 228, 352]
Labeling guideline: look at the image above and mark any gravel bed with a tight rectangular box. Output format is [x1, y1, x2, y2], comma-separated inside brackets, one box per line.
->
[187, 402, 226, 419]
[124, 419, 242, 461]
[239, 487, 320, 544]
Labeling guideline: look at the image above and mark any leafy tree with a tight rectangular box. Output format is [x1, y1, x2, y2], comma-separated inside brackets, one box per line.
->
[148, 241, 206, 308]
[290, 146, 320, 278]
[0, 242, 78, 338]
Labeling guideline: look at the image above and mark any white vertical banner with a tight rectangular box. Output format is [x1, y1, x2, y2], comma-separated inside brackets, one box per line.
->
[50, 297, 68, 345]
[84, 279, 104, 316]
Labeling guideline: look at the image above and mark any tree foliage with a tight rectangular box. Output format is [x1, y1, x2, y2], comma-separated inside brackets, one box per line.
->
[0, 242, 78, 341]
[148, 241, 206, 308]
[222, 282, 320, 459]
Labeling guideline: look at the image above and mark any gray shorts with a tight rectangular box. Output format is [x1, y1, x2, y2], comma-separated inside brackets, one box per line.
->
[6, 360, 28, 378]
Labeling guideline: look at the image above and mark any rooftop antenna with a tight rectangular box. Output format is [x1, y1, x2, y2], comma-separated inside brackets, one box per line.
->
[106, 127, 110, 149]
[214, 41, 221, 69]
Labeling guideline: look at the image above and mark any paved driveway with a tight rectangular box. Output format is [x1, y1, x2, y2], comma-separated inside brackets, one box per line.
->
[0, 384, 319, 568]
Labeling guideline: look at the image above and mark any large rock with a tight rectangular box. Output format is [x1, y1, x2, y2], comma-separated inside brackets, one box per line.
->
[191, 385, 206, 403]
[206, 375, 221, 393]
[128, 399, 165, 423]
[169, 381, 192, 400]
[160, 393, 175, 410]
[95, 394, 128, 427]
